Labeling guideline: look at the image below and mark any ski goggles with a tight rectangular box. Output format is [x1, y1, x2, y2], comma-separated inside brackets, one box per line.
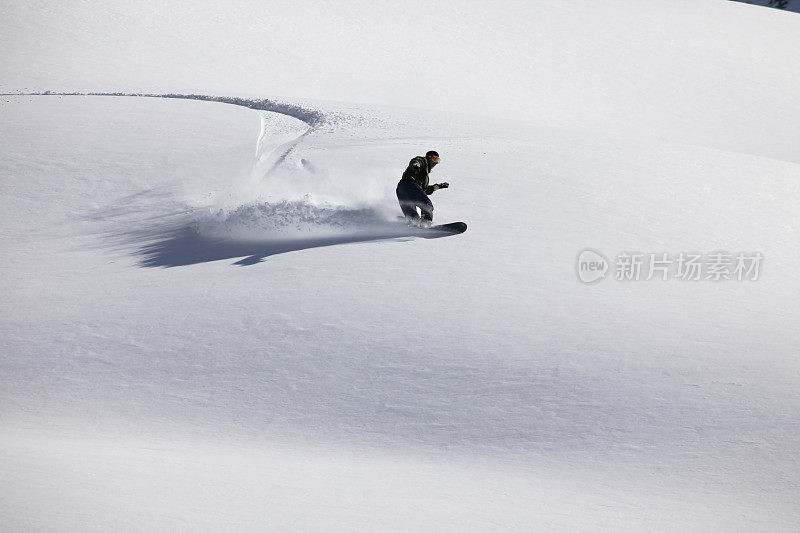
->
[427, 155, 440, 163]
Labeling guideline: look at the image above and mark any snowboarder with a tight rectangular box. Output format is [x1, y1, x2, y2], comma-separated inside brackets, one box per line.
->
[396, 150, 449, 226]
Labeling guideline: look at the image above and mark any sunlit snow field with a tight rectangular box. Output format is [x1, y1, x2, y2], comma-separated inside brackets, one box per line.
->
[2, 1, 800, 530]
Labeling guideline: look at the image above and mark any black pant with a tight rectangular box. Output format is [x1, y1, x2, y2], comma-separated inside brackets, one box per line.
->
[396, 180, 433, 221]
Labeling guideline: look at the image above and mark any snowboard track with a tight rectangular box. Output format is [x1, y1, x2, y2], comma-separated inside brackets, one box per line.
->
[3, 91, 326, 129]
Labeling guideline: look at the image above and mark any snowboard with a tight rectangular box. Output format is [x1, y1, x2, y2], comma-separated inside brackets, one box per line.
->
[398, 216, 467, 234]
[429, 221, 467, 234]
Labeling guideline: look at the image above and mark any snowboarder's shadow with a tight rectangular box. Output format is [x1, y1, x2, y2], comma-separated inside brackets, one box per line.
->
[115, 218, 455, 267]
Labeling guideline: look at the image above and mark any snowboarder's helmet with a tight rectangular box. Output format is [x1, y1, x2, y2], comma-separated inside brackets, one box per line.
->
[426, 150, 440, 164]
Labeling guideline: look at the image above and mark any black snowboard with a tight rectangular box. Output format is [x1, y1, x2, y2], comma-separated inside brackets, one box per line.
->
[429, 221, 467, 234]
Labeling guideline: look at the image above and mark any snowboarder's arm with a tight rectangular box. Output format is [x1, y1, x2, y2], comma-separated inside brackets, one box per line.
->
[425, 182, 449, 195]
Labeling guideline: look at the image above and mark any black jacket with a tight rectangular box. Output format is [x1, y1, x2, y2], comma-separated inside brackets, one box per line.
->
[400, 156, 441, 195]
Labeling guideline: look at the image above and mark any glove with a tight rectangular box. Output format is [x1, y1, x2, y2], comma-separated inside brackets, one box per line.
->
[437, 182, 449, 189]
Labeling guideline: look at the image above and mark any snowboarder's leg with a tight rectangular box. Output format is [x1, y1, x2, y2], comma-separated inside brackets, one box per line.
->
[419, 200, 434, 223]
[399, 200, 420, 220]
[415, 192, 433, 226]
[396, 180, 433, 223]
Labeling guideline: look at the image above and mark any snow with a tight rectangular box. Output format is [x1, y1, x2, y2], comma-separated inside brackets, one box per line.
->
[2, 1, 800, 530]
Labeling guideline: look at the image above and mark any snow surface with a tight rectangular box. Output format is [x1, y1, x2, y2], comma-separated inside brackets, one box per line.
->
[2, 1, 800, 531]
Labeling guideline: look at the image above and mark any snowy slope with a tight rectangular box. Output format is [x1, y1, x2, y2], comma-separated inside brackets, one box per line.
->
[2, 1, 800, 531]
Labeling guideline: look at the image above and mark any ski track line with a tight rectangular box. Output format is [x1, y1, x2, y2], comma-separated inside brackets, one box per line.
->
[1, 91, 327, 129]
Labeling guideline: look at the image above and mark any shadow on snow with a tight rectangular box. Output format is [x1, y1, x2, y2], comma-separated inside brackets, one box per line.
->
[121, 219, 456, 267]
